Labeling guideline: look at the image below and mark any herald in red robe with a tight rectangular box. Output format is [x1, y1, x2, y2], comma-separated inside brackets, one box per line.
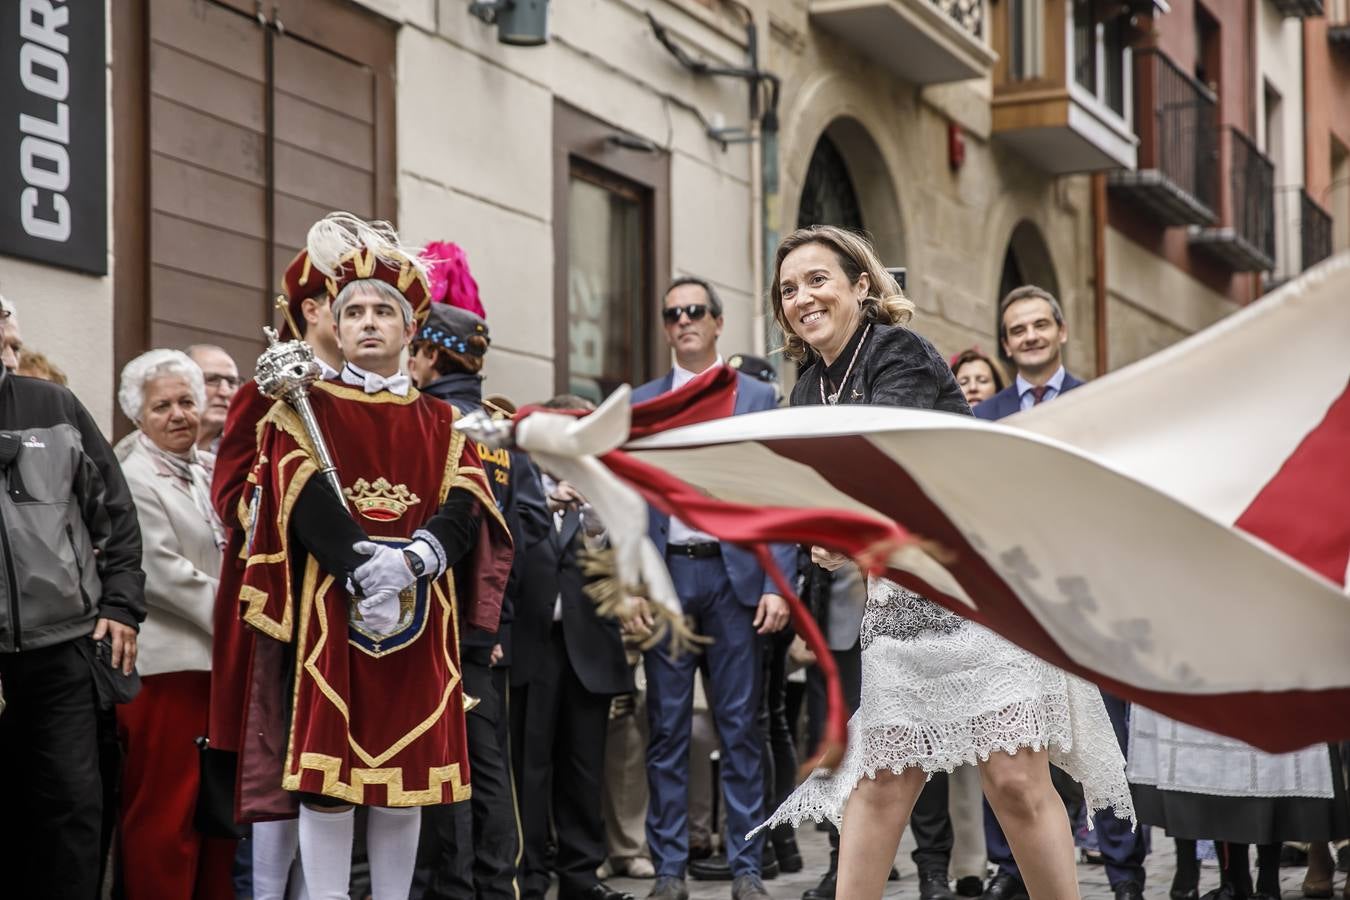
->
[237, 381, 511, 809]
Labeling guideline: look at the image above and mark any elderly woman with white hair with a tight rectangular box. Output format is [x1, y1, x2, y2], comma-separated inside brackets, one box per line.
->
[115, 349, 236, 900]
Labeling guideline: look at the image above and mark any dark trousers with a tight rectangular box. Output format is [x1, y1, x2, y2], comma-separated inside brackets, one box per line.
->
[511, 625, 613, 899]
[760, 630, 798, 820]
[0, 641, 104, 900]
[645, 554, 765, 879]
[985, 691, 1149, 887]
[910, 773, 956, 873]
[420, 661, 520, 900]
[807, 639, 863, 872]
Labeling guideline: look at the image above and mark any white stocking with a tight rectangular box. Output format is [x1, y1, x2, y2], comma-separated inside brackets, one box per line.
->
[366, 806, 422, 899]
[252, 818, 300, 900]
[297, 805, 355, 900]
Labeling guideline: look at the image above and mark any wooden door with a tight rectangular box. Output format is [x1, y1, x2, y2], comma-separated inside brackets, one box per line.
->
[134, 0, 394, 381]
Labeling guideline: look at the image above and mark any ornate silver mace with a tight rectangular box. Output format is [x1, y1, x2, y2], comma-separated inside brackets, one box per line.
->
[255, 326, 347, 507]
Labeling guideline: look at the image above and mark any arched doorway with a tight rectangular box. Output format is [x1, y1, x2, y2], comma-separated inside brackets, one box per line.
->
[798, 134, 864, 231]
[999, 220, 1059, 305]
[792, 117, 906, 266]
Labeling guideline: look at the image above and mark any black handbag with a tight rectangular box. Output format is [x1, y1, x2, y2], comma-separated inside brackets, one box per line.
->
[77, 634, 142, 708]
[193, 739, 247, 838]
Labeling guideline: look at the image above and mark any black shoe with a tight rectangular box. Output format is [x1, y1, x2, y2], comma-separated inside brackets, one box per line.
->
[562, 885, 636, 900]
[955, 876, 984, 897]
[733, 874, 772, 900]
[689, 854, 733, 882]
[1200, 887, 1243, 900]
[983, 873, 1028, 900]
[1171, 887, 1200, 900]
[647, 876, 690, 900]
[1338, 845, 1350, 874]
[689, 851, 780, 882]
[919, 869, 957, 900]
[689, 844, 714, 862]
[1114, 881, 1145, 900]
[763, 841, 780, 880]
[803, 871, 836, 900]
[771, 826, 803, 874]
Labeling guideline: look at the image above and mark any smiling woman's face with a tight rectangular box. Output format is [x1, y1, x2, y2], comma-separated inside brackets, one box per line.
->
[140, 375, 200, 455]
[777, 242, 868, 365]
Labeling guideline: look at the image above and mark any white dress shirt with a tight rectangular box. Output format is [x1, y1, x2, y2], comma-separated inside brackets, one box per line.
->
[667, 357, 721, 546]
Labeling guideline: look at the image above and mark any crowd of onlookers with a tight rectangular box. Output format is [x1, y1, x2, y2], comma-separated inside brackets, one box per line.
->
[1, 264, 1346, 900]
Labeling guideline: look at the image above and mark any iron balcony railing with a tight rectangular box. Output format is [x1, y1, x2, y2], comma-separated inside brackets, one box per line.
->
[1154, 52, 1218, 215]
[935, 0, 983, 39]
[1302, 189, 1334, 270]
[1109, 49, 1218, 225]
[1228, 127, 1276, 266]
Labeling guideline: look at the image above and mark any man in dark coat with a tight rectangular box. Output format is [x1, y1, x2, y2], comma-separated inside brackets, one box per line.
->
[409, 301, 551, 900]
[510, 396, 635, 900]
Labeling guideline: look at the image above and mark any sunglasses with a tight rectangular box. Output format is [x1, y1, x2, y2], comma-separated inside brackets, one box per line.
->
[662, 304, 710, 325]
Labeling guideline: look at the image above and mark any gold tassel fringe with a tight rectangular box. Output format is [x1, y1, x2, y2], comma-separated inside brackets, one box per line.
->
[578, 546, 712, 657]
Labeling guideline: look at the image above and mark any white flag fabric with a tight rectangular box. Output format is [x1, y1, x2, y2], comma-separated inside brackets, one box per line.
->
[611, 253, 1350, 752]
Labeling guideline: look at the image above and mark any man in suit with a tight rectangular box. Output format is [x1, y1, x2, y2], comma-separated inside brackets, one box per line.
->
[973, 285, 1084, 420]
[630, 277, 793, 900]
[510, 400, 635, 900]
[972, 285, 1148, 900]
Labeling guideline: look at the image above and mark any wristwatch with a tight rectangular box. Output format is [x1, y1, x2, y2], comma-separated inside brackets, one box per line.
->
[403, 549, 426, 578]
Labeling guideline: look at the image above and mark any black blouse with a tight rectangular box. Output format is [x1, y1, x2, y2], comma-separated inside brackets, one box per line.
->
[789, 321, 972, 416]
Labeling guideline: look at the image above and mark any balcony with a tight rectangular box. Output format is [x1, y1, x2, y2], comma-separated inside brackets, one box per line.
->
[1270, 0, 1323, 16]
[989, 0, 1138, 173]
[1302, 190, 1334, 270]
[1267, 188, 1334, 290]
[1332, 0, 1350, 47]
[808, 0, 996, 85]
[1108, 49, 1218, 225]
[1190, 128, 1275, 272]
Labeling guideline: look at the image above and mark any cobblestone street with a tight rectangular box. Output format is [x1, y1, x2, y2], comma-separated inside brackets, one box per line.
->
[590, 827, 1340, 900]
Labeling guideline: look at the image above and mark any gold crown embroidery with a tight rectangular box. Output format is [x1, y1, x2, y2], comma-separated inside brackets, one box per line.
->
[344, 477, 422, 522]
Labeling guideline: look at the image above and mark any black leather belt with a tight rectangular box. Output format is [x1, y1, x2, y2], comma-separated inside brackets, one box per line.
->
[666, 542, 721, 559]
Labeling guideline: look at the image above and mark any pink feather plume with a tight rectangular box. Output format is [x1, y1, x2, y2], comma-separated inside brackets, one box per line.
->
[419, 241, 486, 318]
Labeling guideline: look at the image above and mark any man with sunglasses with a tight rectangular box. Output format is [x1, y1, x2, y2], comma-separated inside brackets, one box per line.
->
[186, 344, 240, 454]
[631, 277, 792, 900]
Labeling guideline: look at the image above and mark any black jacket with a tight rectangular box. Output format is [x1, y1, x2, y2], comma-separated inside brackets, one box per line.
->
[420, 371, 550, 665]
[0, 371, 146, 652]
[790, 320, 971, 416]
[510, 507, 632, 696]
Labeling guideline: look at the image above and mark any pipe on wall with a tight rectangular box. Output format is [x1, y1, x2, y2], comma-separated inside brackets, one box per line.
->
[1092, 172, 1109, 377]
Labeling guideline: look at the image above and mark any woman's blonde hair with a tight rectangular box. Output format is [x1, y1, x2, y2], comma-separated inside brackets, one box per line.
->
[770, 225, 914, 362]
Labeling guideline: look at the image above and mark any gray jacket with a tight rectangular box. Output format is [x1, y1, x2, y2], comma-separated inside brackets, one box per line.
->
[0, 371, 145, 653]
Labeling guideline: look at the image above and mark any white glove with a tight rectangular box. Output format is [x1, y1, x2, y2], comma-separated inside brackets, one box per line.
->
[352, 541, 415, 598]
[356, 590, 402, 637]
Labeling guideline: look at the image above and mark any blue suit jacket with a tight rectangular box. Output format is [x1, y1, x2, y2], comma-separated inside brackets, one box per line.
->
[631, 369, 794, 607]
[973, 370, 1085, 421]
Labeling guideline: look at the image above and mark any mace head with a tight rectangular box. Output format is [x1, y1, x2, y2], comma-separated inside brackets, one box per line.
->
[255, 331, 320, 400]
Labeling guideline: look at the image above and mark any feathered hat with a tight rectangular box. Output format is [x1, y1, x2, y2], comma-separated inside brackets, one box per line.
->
[276, 212, 431, 340]
[419, 241, 486, 318]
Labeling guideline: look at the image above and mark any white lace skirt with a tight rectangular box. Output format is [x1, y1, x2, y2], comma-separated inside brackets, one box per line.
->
[756, 577, 1134, 834]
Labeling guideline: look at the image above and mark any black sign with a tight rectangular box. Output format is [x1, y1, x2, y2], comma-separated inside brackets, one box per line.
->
[0, 0, 107, 275]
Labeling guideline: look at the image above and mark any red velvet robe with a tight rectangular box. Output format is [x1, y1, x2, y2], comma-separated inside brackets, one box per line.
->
[236, 381, 511, 809]
[208, 380, 272, 754]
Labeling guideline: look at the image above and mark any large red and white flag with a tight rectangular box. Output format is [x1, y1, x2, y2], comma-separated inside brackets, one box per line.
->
[504, 254, 1350, 755]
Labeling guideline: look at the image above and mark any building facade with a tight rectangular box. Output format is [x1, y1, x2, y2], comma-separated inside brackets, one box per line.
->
[2, 0, 1346, 433]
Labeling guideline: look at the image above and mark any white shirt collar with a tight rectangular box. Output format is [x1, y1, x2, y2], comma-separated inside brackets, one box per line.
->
[1015, 365, 1065, 399]
[672, 356, 723, 391]
[341, 362, 411, 396]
